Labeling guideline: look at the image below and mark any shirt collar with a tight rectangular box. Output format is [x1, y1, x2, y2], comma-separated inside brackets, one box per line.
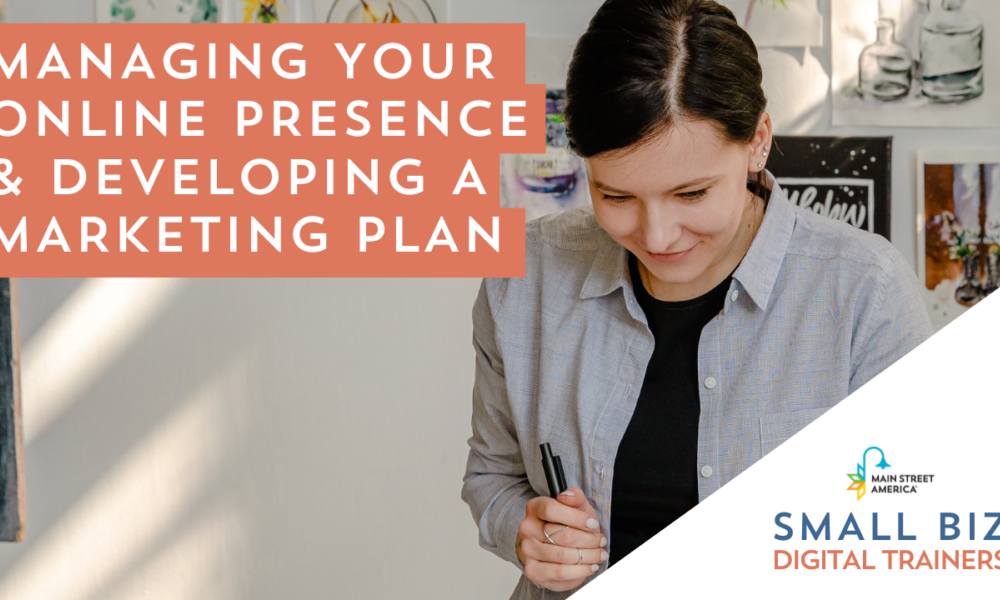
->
[732, 173, 797, 311]
[578, 171, 796, 311]
[579, 227, 628, 300]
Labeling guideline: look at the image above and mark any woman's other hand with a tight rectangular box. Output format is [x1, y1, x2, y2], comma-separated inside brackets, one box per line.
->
[515, 487, 609, 592]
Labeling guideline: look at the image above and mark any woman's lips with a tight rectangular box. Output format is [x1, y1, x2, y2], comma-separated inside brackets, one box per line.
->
[646, 246, 694, 263]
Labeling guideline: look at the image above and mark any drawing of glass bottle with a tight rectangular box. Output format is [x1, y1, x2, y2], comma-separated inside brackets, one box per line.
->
[983, 251, 999, 297]
[955, 251, 981, 306]
[920, 0, 984, 102]
[858, 19, 913, 100]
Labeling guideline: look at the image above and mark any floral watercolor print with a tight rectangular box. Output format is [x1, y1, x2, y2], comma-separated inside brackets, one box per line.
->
[918, 150, 1000, 328]
[715, 0, 823, 47]
[833, 0, 1000, 127]
[319, 0, 443, 23]
[239, 0, 283, 22]
[98, 0, 218, 22]
[499, 90, 590, 223]
[220, 0, 313, 22]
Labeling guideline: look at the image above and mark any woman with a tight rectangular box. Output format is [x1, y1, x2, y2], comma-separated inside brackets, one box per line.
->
[461, 0, 932, 597]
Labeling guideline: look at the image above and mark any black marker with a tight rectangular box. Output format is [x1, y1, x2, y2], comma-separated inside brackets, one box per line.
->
[554, 456, 568, 491]
[540, 443, 568, 497]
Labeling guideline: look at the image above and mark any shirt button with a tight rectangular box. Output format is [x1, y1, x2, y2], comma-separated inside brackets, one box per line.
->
[730, 290, 739, 302]
[704, 376, 717, 389]
[701, 465, 714, 478]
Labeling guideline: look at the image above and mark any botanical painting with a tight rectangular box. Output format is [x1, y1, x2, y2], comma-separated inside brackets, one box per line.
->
[918, 150, 1000, 328]
[97, 0, 218, 23]
[317, 0, 444, 23]
[220, 0, 313, 22]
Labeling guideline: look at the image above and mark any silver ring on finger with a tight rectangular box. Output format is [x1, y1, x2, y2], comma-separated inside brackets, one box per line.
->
[542, 524, 569, 544]
[576, 548, 583, 564]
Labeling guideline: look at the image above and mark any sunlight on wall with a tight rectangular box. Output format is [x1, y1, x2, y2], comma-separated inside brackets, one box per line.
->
[21, 278, 187, 444]
[760, 48, 831, 134]
[99, 501, 246, 600]
[0, 352, 252, 600]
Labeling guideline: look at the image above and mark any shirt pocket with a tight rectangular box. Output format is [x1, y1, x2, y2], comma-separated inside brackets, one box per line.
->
[759, 407, 831, 458]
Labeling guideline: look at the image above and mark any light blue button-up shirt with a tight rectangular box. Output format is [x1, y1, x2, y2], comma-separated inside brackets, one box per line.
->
[462, 178, 932, 599]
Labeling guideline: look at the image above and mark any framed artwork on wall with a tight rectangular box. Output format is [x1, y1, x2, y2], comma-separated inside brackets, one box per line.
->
[918, 149, 1000, 328]
[316, 0, 445, 23]
[769, 136, 892, 240]
[499, 89, 591, 222]
[220, 0, 314, 22]
[96, 0, 219, 23]
[0, 279, 25, 542]
[832, 0, 1000, 127]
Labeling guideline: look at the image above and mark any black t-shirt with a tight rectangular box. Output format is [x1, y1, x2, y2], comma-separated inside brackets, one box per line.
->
[608, 251, 733, 566]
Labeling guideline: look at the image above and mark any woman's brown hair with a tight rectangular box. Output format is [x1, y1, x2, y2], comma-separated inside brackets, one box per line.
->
[565, 0, 771, 199]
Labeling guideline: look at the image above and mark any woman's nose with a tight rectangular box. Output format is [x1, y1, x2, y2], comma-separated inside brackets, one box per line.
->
[639, 203, 681, 253]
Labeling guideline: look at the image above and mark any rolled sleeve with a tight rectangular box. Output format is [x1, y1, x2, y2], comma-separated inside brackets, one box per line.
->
[850, 250, 934, 393]
[461, 278, 537, 571]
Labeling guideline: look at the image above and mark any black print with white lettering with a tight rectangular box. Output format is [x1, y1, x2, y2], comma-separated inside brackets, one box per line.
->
[769, 136, 892, 240]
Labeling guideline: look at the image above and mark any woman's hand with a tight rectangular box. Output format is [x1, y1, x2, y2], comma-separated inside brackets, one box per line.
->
[515, 487, 609, 592]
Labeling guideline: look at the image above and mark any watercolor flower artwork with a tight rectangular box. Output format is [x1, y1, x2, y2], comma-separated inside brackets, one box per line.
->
[322, 0, 438, 23]
[100, 0, 218, 23]
[918, 151, 1000, 327]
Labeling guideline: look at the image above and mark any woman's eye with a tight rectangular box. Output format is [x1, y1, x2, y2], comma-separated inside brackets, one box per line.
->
[601, 194, 630, 204]
[678, 189, 708, 200]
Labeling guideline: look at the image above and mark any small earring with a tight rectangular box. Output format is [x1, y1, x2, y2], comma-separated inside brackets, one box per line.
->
[758, 162, 764, 169]
[762, 151, 769, 157]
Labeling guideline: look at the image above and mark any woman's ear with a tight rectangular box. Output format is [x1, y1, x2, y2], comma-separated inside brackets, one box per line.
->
[747, 112, 773, 173]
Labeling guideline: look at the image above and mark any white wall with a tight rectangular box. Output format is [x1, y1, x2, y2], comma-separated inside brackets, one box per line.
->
[5, 0, 93, 22]
[2, 1, 996, 599]
[2, 277, 513, 599]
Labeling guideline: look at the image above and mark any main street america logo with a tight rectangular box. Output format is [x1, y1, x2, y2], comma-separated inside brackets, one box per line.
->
[846, 446, 935, 500]
[846, 446, 890, 500]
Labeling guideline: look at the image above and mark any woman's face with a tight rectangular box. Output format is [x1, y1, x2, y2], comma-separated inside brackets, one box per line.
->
[587, 118, 767, 289]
